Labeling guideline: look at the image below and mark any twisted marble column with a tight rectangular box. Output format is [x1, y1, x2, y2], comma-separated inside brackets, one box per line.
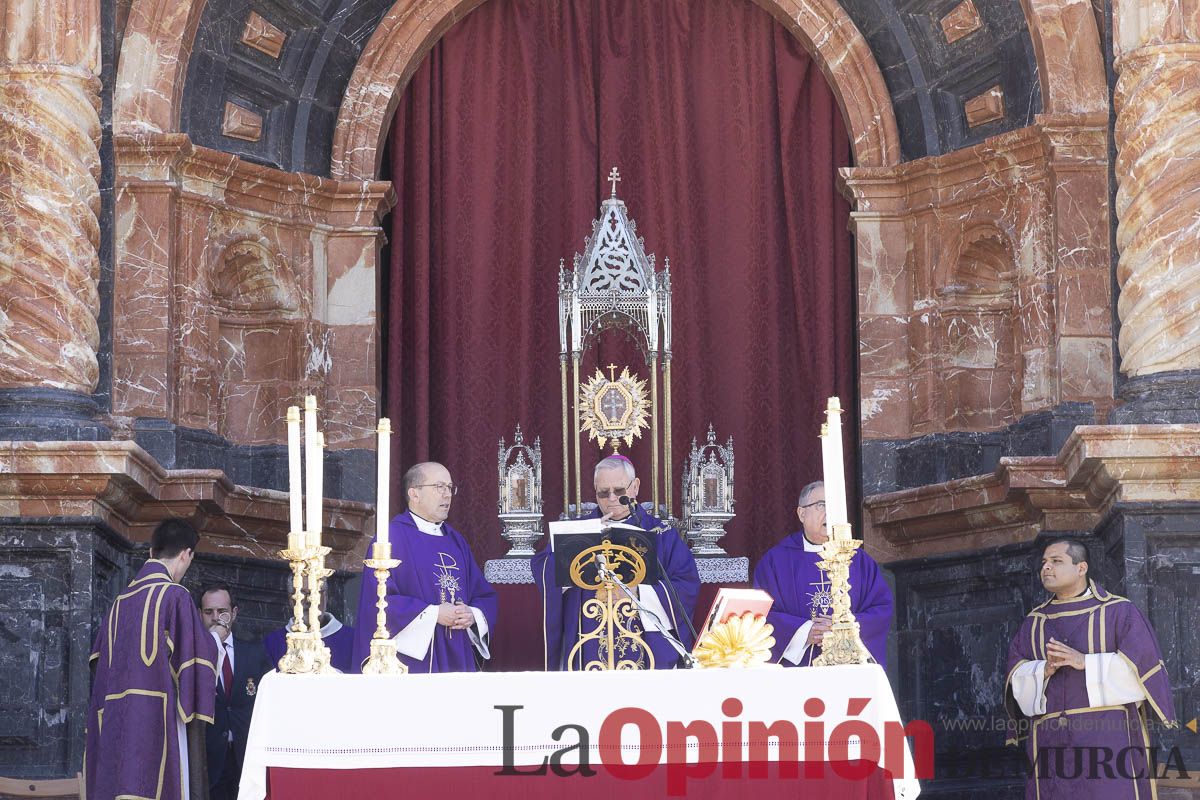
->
[0, 2, 102, 393]
[1114, 44, 1200, 376]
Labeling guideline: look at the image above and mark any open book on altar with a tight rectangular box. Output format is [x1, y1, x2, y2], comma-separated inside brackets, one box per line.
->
[547, 518, 660, 588]
[695, 588, 774, 642]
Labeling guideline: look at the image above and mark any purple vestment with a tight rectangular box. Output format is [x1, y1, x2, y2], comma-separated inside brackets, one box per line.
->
[85, 560, 217, 800]
[263, 616, 355, 673]
[350, 512, 497, 673]
[1005, 581, 1176, 799]
[752, 532, 893, 667]
[532, 510, 700, 670]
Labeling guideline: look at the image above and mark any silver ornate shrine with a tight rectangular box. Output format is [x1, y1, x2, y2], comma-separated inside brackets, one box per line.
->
[681, 424, 735, 555]
[681, 424, 748, 582]
[558, 167, 674, 517]
[485, 425, 543, 584]
[496, 424, 543, 557]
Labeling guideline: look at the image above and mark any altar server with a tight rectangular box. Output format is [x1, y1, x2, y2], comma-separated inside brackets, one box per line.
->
[1005, 538, 1176, 799]
[85, 519, 217, 800]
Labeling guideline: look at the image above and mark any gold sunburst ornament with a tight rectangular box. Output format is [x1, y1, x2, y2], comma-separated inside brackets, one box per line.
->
[579, 365, 650, 453]
[692, 612, 776, 668]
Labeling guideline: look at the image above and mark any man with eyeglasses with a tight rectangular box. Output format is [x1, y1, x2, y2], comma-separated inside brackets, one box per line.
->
[532, 454, 700, 670]
[752, 480, 893, 666]
[350, 461, 497, 672]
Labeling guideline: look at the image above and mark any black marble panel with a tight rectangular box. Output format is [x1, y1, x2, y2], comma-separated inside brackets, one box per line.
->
[181, 0, 393, 175]
[132, 417, 375, 503]
[1109, 370, 1200, 424]
[0, 522, 108, 779]
[1097, 504, 1200, 768]
[823, 0, 1040, 159]
[0, 388, 111, 441]
[95, 0, 116, 413]
[862, 402, 1096, 494]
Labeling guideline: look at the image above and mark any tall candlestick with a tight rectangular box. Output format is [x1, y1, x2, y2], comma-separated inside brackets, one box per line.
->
[376, 418, 391, 546]
[286, 406, 303, 538]
[822, 396, 849, 529]
[304, 395, 320, 546]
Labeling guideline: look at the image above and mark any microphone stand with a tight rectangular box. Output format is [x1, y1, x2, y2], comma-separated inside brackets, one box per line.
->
[595, 556, 698, 669]
[618, 497, 701, 645]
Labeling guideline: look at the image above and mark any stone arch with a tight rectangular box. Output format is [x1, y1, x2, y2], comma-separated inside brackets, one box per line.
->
[1017, 0, 1108, 115]
[329, 0, 904, 179]
[114, 0, 208, 134]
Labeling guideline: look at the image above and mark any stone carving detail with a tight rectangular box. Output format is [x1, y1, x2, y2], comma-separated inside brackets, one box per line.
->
[1114, 48, 1200, 376]
[241, 11, 287, 59]
[964, 85, 1005, 128]
[222, 101, 264, 142]
[937, 230, 1018, 429]
[940, 0, 982, 44]
[213, 238, 302, 444]
[0, 66, 102, 392]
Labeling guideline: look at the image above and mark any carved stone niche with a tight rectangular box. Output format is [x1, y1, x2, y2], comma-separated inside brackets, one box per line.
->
[935, 229, 1018, 430]
[212, 238, 304, 444]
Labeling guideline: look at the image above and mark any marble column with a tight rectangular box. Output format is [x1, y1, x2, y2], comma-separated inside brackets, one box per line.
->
[1112, 0, 1200, 421]
[0, 0, 107, 438]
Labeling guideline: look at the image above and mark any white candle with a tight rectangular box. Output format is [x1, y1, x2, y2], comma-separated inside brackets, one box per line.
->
[822, 396, 849, 528]
[304, 395, 320, 546]
[376, 418, 391, 546]
[286, 405, 302, 535]
[313, 432, 326, 547]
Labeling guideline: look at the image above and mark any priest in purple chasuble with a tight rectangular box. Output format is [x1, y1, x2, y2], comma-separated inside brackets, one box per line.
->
[85, 519, 217, 800]
[752, 481, 893, 667]
[351, 462, 497, 673]
[533, 455, 701, 670]
[1005, 538, 1176, 800]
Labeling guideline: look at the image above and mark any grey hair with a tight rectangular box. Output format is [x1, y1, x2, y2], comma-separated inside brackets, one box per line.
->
[594, 456, 636, 483]
[797, 480, 823, 507]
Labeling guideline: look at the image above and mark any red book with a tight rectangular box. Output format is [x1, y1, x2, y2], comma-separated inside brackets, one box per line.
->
[695, 588, 774, 643]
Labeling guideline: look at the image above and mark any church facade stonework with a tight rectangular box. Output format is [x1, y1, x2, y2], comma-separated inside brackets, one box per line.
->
[1, 0, 1197, 796]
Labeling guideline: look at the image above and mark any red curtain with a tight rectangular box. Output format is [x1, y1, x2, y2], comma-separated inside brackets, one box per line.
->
[384, 0, 854, 568]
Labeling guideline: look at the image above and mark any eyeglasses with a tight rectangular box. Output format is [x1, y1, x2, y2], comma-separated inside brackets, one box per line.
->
[595, 482, 631, 500]
[414, 483, 458, 496]
[800, 500, 826, 510]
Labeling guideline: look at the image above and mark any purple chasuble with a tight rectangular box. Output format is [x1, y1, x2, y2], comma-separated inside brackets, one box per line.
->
[752, 532, 893, 667]
[532, 510, 700, 670]
[351, 512, 497, 673]
[85, 560, 217, 800]
[264, 618, 355, 673]
[1005, 581, 1176, 800]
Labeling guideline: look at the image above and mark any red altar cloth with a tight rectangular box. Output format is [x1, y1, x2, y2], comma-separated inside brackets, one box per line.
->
[267, 761, 897, 798]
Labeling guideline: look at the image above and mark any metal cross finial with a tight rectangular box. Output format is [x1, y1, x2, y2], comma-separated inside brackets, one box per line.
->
[607, 167, 621, 198]
[606, 363, 619, 381]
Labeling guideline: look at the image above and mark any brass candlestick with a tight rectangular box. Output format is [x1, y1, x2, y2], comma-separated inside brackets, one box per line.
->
[277, 534, 334, 674]
[812, 522, 873, 666]
[361, 541, 407, 675]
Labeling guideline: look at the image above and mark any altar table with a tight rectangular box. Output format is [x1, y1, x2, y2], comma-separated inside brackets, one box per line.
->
[240, 664, 923, 799]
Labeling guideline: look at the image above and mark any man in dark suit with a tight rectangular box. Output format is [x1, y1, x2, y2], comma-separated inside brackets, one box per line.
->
[199, 582, 272, 800]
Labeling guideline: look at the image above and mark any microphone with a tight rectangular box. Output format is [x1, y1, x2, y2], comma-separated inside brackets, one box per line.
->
[616, 494, 700, 649]
[618, 494, 641, 523]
